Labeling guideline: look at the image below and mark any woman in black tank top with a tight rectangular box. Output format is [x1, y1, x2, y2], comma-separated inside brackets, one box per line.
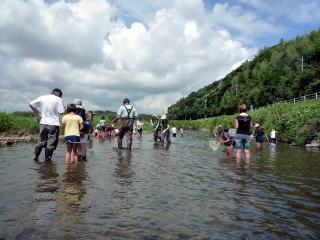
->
[234, 104, 252, 163]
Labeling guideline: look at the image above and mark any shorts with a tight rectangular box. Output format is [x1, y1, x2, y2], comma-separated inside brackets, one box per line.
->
[173, 133, 177, 137]
[64, 136, 80, 143]
[256, 136, 264, 143]
[80, 133, 89, 143]
[137, 128, 143, 133]
[235, 134, 251, 150]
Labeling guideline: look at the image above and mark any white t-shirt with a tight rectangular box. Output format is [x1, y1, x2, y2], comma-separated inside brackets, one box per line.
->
[136, 120, 144, 129]
[30, 94, 64, 126]
[172, 127, 177, 133]
[270, 130, 276, 139]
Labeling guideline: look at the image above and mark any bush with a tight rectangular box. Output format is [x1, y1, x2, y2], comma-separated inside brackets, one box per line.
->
[0, 112, 14, 132]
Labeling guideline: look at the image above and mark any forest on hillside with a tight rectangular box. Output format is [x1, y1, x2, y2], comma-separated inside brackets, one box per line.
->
[167, 29, 320, 120]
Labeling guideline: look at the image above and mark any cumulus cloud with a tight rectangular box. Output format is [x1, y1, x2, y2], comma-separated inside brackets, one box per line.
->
[2, 0, 288, 114]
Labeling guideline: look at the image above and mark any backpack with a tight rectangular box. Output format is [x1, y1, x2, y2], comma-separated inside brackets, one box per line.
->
[76, 107, 90, 133]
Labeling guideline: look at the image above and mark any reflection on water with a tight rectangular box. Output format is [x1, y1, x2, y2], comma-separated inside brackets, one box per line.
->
[114, 150, 134, 186]
[0, 132, 320, 239]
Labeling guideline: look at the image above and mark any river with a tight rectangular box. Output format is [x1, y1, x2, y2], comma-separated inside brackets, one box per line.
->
[0, 131, 319, 239]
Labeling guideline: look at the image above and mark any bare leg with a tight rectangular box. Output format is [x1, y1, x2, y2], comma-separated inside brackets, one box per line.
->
[65, 143, 73, 163]
[236, 149, 242, 162]
[245, 149, 251, 163]
[73, 143, 79, 162]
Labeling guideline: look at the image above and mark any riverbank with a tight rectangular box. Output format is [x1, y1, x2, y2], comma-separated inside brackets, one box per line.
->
[170, 99, 320, 146]
[1, 100, 319, 147]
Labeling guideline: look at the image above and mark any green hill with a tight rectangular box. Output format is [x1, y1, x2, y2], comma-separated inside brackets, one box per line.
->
[167, 29, 320, 120]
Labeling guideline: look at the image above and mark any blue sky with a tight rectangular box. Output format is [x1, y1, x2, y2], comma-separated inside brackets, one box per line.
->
[1, 0, 319, 113]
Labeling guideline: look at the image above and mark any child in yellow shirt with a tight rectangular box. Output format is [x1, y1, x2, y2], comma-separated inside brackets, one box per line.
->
[61, 104, 83, 163]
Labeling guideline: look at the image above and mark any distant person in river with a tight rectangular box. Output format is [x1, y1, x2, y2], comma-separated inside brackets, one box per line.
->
[74, 99, 90, 162]
[234, 104, 252, 162]
[29, 88, 64, 162]
[270, 129, 277, 143]
[99, 116, 106, 132]
[171, 126, 177, 137]
[150, 115, 161, 142]
[112, 98, 138, 150]
[135, 118, 144, 138]
[213, 125, 223, 138]
[180, 127, 184, 137]
[61, 104, 83, 163]
[221, 128, 232, 156]
[106, 124, 114, 137]
[254, 124, 265, 149]
[160, 115, 171, 144]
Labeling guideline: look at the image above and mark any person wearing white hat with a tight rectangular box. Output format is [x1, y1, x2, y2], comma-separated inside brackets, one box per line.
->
[160, 115, 171, 144]
[254, 123, 265, 149]
[74, 99, 90, 161]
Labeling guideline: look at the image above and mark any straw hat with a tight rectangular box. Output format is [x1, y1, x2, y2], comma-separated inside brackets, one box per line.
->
[160, 115, 167, 120]
[254, 123, 260, 128]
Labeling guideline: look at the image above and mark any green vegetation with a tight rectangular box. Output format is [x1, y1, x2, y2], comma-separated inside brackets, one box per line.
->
[0, 110, 154, 135]
[170, 99, 320, 145]
[168, 29, 320, 120]
[1, 100, 319, 145]
[0, 112, 39, 134]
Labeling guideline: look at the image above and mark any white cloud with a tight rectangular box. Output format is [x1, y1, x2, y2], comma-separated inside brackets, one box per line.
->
[0, 0, 258, 114]
[238, 0, 320, 24]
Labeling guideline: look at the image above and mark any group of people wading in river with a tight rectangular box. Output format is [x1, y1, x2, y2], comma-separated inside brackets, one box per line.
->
[29, 89, 178, 163]
[214, 104, 278, 163]
[29, 88, 276, 164]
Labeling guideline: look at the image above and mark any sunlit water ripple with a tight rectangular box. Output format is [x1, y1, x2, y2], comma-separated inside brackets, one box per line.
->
[0, 131, 319, 239]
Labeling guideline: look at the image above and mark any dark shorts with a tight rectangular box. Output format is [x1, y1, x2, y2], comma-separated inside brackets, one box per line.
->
[64, 136, 80, 143]
[256, 136, 264, 143]
[173, 133, 177, 137]
[137, 128, 143, 133]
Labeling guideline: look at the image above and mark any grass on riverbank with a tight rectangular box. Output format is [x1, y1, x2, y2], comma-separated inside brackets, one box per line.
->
[1, 100, 319, 144]
[170, 99, 320, 145]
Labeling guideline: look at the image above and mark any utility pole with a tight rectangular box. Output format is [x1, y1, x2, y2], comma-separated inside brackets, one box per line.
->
[297, 55, 305, 71]
[235, 82, 239, 96]
[204, 98, 207, 119]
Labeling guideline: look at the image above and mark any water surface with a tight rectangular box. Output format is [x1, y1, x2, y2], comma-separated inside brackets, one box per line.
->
[0, 132, 319, 239]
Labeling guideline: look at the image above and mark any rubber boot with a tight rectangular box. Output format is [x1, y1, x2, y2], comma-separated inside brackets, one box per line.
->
[82, 156, 87, 162]
[45, 149, 54, 161]
[34, 146, 43, 162]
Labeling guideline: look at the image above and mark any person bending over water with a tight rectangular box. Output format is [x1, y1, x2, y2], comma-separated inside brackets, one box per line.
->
[61, 104, 84, 163]
[234, 104, 252, 163]
[160, 115, 171, 144]
[112, 98, 138, 150]
[150, 115, 161, 142]
[254, 124, 265, 149]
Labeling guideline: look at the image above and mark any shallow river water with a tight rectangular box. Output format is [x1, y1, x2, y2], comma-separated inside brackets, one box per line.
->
[0, 131, 320, 240]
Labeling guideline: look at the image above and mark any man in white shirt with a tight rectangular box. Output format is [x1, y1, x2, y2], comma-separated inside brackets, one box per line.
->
[112, 98, 138, 150]
[29, 88, 64, 161]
